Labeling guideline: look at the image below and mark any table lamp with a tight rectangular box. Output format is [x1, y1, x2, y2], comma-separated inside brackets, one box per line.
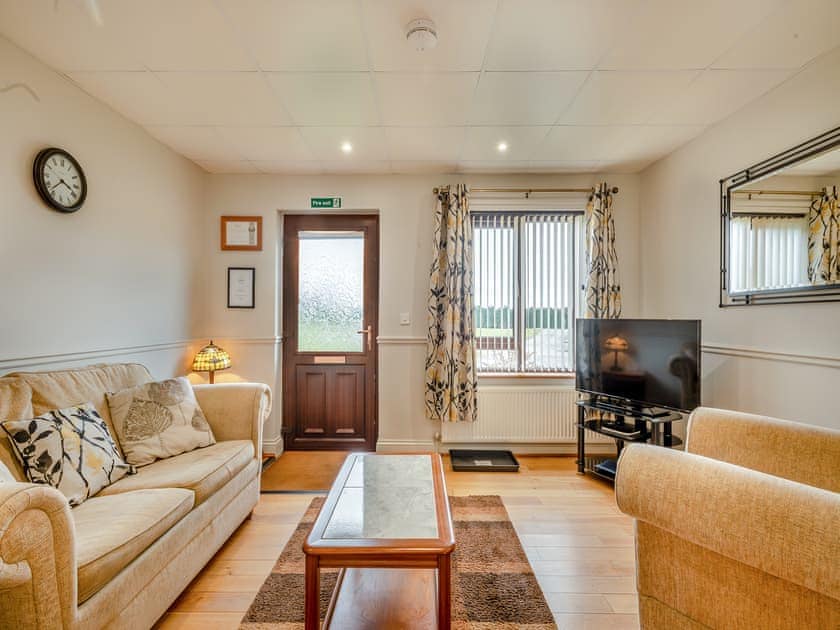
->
[192, 340, 231, 384]
[604, 335, 628, 370]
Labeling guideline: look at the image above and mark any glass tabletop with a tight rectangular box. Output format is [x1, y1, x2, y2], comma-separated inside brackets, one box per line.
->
[322, 455, 439, 540]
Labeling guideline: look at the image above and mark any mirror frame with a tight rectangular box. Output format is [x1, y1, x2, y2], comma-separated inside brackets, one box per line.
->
[720, 125, 840, 306]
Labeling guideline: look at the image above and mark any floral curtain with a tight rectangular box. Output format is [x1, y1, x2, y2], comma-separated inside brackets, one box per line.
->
[808, 186, 840, 284]
[425, 184, 478, 424]
[584, 182, 622, 318]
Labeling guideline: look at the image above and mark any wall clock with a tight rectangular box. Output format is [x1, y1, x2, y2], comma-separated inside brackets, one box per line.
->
[33, 147, 87, 212]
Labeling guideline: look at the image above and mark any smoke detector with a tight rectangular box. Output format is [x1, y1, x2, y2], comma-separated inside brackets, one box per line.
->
[405, 18, 438, 51]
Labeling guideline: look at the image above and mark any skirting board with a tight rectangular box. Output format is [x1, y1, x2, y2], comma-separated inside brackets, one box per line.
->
[262, 435, 284, 456]
[376, 439, 616, 456]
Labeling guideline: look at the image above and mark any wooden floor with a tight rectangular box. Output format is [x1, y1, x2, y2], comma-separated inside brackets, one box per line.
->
[156, 454, 638, 630]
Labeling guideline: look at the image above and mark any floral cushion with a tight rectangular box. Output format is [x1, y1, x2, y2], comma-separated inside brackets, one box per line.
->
[0, 403, 134, 506]
[106, 377, 215, 466]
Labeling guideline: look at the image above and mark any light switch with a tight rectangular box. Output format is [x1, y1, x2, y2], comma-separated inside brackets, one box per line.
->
[399, 312, 411, 326]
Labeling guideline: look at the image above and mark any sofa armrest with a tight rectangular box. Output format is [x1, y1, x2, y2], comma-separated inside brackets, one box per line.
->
[615, 444, 840, 600]
[192, 383, 271, 457]
[0, 482, 76, 630]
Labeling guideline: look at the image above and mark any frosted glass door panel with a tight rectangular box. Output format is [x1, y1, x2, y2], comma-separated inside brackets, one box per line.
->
[298, 231, 364, 352]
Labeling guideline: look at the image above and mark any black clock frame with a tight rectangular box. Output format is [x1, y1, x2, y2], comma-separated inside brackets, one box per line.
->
[33, 147, 87, 213]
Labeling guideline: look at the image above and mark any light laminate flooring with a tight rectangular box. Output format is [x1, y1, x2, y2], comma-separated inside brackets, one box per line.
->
[156, 454, 638, 630]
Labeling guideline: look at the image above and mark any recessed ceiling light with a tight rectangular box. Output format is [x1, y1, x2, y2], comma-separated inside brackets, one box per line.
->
[497, 141, 508, 153]
[341, 141, 353, 154]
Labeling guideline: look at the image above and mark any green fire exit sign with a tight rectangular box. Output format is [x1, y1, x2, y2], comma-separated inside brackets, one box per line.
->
[310, 197, 342, 209]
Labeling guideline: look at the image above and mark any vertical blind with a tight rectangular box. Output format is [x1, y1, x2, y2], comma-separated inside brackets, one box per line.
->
[730, 216, 809, 292]
[473, 212, 578, 373]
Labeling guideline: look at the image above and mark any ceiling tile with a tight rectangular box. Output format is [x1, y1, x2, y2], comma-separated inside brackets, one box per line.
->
[267, 73, 379, 125]
[390, 161, 459, 174]
[651, 69, 792, 125]
[252, 161, 323, 174]
[484, 0, 637, 70]
[0, 0, 144, 71]
[216, 127, 314, 161]
[527, 161, 604, 173]
[559, 71, 698, 124]
[0, 0, 253, 71]
[532, 125, 637, 161]
[361, 0, 496, 71]
[298, 127, 388, 161]
[461, 126, 550, 161]
[599, 0, 782, 70]
[155, 72, 288, 125]
[218, 0, 369, 70]
[195, 159, 260, 173]
[114, 0, 254, 71]
[469, 72, 588, 125]
[145, 126, 242, 161]
[609, 124, 706, 164]
[385, 127, 466, 161]
[712, 0, 840, 69]
[320, 160, 393, 174]
[68, 71, 173, 124]
[457, 161, 534, 173]
[376, 73, 478, 125]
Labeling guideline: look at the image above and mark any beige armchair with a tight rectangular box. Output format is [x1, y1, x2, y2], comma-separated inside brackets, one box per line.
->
[616, 407, 840, 630]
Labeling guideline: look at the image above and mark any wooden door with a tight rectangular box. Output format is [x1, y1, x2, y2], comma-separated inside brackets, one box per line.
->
[282, 215, 379, 450]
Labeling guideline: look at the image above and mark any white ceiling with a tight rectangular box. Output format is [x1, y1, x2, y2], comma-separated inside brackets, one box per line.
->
[1, 0, 839, 175]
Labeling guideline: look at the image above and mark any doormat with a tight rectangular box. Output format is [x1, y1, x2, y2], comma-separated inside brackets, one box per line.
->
[449, 449, 520, 472]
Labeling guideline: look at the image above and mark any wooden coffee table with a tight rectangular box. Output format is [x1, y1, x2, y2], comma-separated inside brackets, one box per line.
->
[303, 453, 455, 629]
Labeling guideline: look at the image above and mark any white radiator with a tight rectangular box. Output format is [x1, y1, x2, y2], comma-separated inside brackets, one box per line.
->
[440, 386, 612, 444]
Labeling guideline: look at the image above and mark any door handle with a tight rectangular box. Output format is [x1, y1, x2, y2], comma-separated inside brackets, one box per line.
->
[356, 325, 372, 352]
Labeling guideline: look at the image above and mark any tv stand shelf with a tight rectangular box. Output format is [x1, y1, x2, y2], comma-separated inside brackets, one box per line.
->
[576, 396, 685, 481]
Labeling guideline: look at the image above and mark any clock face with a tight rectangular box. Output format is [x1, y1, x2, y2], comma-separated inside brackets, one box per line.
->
[33, 148, 87, 212]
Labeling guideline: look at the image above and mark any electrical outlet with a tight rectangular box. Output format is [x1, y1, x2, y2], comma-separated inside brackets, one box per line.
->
[399, 312, 411, 326]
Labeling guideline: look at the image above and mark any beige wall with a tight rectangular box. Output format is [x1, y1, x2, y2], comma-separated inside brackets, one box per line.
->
[0, 36, 206, 378]
[639, 47, 840, 430]
[203, 173, 641, 451]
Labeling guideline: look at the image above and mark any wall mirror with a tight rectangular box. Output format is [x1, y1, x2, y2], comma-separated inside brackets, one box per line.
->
[720, 126, 840, 306]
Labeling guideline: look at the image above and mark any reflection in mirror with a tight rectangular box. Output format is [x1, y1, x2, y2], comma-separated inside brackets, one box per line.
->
[728, 146, 840, 295]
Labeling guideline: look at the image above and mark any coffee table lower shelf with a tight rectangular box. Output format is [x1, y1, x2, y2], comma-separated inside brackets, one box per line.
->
[322, 567, 441, 629]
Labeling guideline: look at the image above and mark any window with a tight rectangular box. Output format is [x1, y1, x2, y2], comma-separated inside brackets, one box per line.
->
[729, 215, 809, 292]
[472, 211, 582, 373]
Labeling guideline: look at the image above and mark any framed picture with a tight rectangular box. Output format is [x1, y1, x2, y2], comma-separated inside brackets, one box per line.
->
[227, 267, 255, 309]
[221, 215, 262, 251]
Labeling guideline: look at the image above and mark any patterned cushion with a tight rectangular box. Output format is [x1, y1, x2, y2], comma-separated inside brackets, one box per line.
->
[0, 403, 135, 506]
[106, 377, 215, 466]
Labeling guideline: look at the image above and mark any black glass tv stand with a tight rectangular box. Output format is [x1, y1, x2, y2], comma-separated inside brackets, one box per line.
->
[575, 396, 685, 482]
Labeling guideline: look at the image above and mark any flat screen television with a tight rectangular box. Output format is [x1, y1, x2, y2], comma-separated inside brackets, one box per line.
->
[575, 318, 701, 412]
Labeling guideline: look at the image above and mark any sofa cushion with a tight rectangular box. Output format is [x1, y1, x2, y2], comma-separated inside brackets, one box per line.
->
[10, 364, 152, 457]
[1, 403, 134, 506]
[73, 488, 194, 603]
[98, 440, 254, 506]
[0, 378, 34, 481]
[106, 377, 215, 466]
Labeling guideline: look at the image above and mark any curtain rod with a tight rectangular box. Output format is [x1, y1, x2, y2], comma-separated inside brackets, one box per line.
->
[433, 186, 619, 195]
[732, 189, 821, 197]
[732, 211, 808, 218]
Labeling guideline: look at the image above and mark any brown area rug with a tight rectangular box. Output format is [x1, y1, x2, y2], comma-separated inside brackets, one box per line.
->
[241, 495, 556, 629]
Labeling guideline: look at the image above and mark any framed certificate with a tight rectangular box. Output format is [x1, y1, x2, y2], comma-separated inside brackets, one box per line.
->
[227, 267, 255, 309]
[221, 216, 262, 251]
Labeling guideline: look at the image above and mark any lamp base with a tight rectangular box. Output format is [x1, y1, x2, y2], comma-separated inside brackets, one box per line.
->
[209, 371, 215, 384]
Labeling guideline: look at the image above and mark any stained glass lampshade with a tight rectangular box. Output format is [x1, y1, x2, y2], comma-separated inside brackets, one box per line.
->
[192, 340, 231, 384]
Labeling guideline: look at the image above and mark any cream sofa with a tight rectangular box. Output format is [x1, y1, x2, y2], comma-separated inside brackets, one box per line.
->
[616, 407, 840, 629]
[0, 363, 271, 629]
